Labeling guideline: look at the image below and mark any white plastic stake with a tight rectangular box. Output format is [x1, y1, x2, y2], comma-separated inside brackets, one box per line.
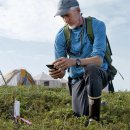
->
[14, 100, 20, 118]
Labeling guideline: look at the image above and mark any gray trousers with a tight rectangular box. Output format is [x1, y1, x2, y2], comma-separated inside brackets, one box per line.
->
[70, 64, 108, 116]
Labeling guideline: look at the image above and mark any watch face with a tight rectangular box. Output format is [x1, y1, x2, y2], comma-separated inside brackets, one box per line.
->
[76, 59, 81, 67]
[77, 60, 80, 65]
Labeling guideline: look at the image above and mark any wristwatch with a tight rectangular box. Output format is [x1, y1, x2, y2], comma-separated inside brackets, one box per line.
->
[76, 59, 81, 67]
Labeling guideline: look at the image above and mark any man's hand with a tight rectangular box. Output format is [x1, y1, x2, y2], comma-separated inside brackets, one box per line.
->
[49, 57, 76, 79]
[49, 68, 65, 79]
[53, 57, 76, 70]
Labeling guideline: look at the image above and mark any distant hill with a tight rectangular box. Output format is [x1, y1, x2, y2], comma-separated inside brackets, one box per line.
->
[0, 86, 130, 130]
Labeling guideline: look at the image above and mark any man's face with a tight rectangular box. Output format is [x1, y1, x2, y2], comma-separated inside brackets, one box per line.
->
[61, 8, 80, 29]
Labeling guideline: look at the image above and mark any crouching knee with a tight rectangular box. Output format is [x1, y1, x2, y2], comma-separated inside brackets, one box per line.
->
[84, 64, 100, 76]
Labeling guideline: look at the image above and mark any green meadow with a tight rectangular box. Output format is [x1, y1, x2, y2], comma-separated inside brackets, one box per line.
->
[0, 86, 130, 130]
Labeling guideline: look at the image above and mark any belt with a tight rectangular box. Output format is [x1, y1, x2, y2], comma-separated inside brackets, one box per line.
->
[72, 75, 84, 81]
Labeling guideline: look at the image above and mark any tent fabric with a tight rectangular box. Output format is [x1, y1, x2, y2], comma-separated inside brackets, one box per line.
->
[59, 78, 68, 87]
[0, 69, 35, 86]
[34, 72, 63, 87]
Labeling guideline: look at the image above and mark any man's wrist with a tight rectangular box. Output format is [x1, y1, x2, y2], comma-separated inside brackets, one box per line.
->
[70, 58, 83, 67]
[70, 58, 77, 66]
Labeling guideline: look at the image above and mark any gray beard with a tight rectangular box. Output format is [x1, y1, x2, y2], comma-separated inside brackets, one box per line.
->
[68, 25, 77, 29]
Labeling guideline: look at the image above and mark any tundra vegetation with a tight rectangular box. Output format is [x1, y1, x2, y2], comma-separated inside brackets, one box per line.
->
[0, 86, 130, 130]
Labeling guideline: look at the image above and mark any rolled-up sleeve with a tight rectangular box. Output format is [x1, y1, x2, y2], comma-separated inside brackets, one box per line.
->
[91, 19, 106, 59]
[54, 28, 67, 59]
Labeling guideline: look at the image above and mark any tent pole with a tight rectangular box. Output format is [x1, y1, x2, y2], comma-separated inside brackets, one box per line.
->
[0, 70, 7, 86]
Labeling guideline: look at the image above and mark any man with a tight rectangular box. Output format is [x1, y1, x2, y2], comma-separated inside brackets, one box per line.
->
[49, 0, 108, 126]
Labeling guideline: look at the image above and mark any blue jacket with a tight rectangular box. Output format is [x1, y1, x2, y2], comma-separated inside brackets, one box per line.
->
[54, 17, 108, 78]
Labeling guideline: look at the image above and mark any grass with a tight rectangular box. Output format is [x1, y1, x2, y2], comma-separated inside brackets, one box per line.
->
[0, 86, 130, 130]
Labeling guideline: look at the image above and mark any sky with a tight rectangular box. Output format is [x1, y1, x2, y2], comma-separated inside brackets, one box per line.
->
[0, 0, 130, 91]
